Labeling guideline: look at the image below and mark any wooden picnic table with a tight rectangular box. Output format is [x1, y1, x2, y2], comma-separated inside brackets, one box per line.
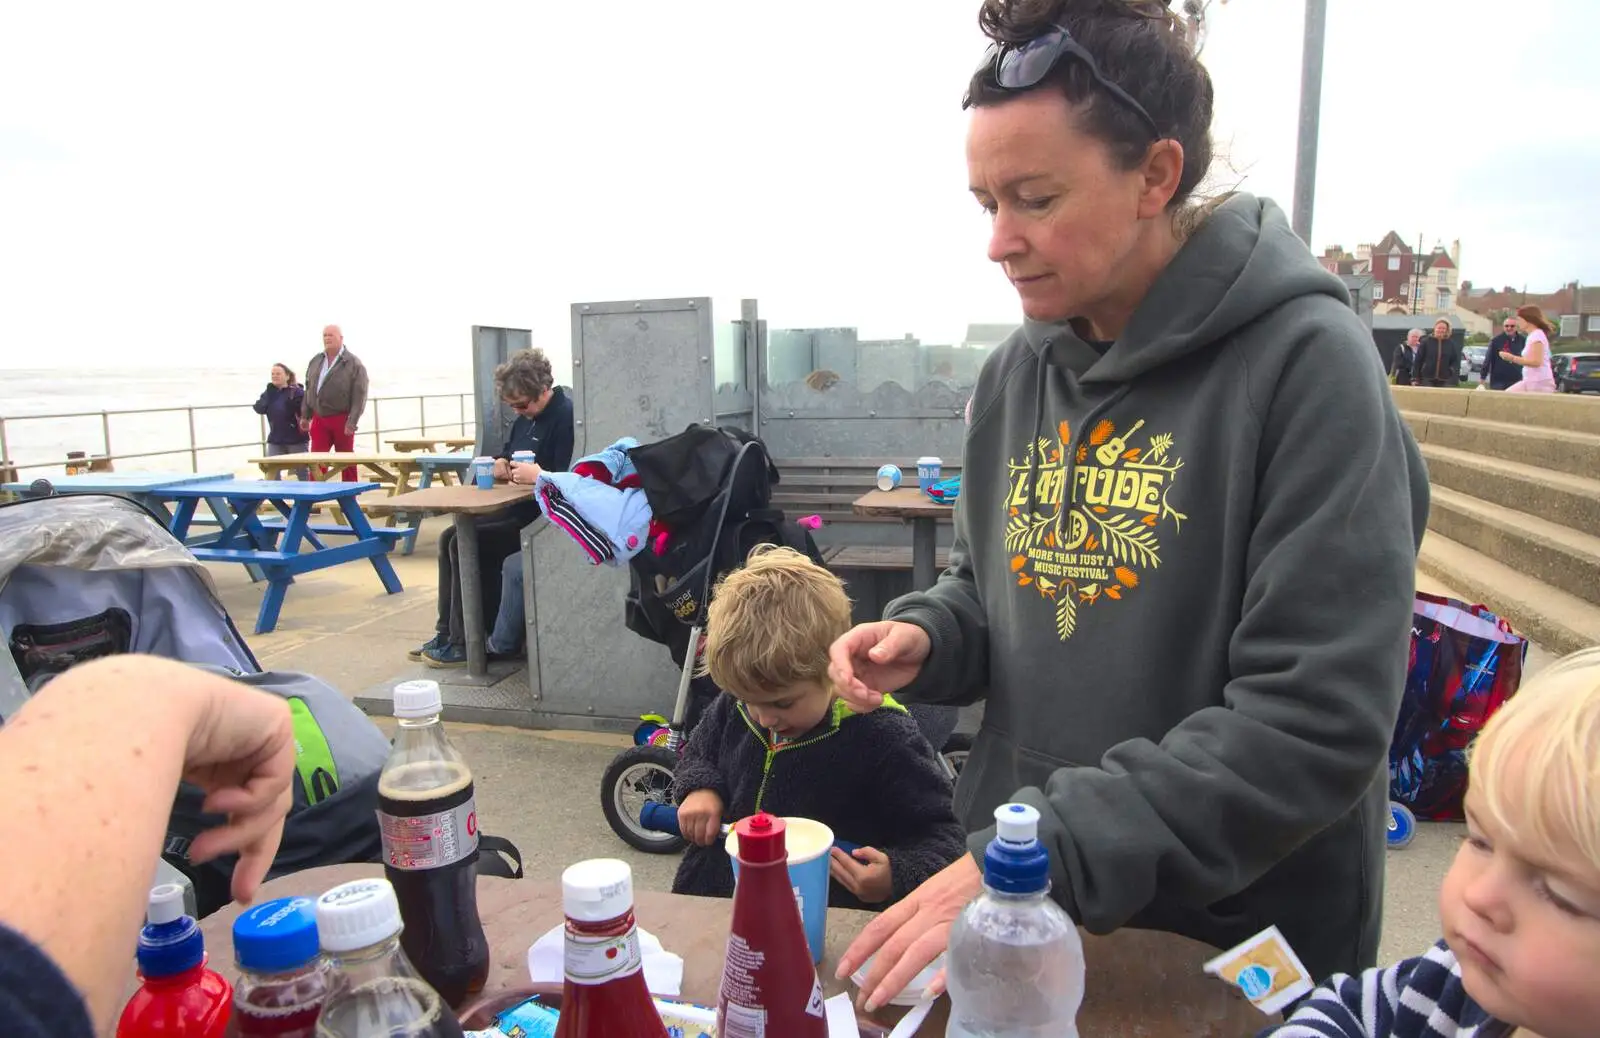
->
[251, 450, 423, 489]
[367, 482, 532, 679]
[164, 479, 405, 634]
[388, 435, 476, 452]
[196, 864, 1262, 1036]
[853, 487, 954, 590]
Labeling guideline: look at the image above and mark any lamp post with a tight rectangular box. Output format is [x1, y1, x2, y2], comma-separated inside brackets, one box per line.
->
[1290, 0, 1328, 243]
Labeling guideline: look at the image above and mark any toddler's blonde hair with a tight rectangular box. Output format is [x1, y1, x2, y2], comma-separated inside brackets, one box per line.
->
[1469, 647, 1600, 870]
[701, 545, 852, 698]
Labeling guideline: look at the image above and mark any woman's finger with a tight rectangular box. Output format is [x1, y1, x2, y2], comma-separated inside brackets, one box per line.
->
[865, 922, 951, 1013]
[229, 819, 287, 905]
[836, 890, 918, 978]
[920, 965, 947, 1001]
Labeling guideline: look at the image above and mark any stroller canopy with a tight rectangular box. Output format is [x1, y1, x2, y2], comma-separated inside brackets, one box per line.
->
[0, 494, 258, 716]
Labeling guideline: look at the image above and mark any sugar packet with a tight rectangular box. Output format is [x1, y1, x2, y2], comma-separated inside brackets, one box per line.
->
[1202, 924, 1315, 1015]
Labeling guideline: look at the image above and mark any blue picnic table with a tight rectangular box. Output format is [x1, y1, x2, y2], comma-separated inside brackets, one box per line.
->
[0, 471, 270, 581]
[162, 479, 405, 634]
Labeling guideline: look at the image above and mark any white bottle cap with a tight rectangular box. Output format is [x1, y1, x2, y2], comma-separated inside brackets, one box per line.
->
[147, 883, 188, 925]
[392, 679, 443, 718]
[994, 803, 1041, 844]
[316, 879, 403, 953]
[562, 859, 636, 923]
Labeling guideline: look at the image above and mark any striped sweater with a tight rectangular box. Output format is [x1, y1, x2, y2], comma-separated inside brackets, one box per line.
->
[1260, 940, 1514, 1038]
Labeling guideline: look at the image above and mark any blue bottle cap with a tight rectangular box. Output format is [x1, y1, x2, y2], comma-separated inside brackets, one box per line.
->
[232, 896, 321, 973]
[136, 883, 205, 978]
[982, 803, 1051, 895]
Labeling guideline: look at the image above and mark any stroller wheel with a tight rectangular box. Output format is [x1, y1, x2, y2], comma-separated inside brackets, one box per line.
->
[601, 745, 687, 854]
[940, 732, 973, 778]
[1387, 802, 1416, 850]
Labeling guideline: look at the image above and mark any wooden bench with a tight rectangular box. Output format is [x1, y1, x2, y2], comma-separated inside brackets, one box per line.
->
[773, 458, 960, 619]
[772, 458, 962, 527]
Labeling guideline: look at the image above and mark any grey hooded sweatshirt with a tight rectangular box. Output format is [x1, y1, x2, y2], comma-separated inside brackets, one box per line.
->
[885, 194, 1429, 982]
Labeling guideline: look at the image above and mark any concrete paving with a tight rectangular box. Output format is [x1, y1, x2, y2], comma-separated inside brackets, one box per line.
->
[205, 523, 1561, 967]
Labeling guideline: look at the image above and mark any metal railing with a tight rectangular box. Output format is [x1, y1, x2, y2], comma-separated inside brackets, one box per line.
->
[0, 392, 476, 479]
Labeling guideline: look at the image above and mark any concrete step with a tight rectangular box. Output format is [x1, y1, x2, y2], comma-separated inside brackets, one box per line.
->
[1393, 384, 1600, 436]
[1418, 533, 1600, 656]
[1419, 442, 1600, 539]
[1426, 486, 1600, 606]
[1404, 411, 1600, 480]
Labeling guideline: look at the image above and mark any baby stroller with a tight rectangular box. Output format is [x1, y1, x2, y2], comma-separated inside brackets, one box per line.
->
[599, 425, 825, 852]
[597, 425, 967, 853]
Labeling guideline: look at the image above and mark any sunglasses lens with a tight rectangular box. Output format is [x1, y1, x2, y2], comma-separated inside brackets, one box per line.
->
[995, 33, 1065, 91]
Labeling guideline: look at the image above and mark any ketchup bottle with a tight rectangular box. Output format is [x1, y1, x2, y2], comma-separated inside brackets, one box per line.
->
[554, 859, 669, 1038]
[717, 814, 828, 1037]
[118, 883, 233, 1038]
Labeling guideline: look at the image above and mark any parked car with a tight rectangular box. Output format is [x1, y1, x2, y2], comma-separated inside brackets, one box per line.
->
[1464, 344, 1488, 375]
[1553, 351, 1600, 394]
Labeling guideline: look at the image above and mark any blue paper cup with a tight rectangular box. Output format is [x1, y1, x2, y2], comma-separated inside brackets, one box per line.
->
[473, 456, 495, 490]
[875, 464, 902, 492]
[917, 456, 942, 492]
[726, 816, 834, 963]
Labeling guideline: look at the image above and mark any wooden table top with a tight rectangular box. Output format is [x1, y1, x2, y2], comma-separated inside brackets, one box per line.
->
[252, 452, 421, 467]
[364, 482, 530, 516]
[389, 436, 476, 451]
[852, 487, 955, 519]
[197, 864, 1260, 1036]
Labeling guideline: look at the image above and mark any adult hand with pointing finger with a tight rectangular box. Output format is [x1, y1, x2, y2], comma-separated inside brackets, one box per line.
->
[835, 853, 983, 1011]
[825, 620, 932, 711]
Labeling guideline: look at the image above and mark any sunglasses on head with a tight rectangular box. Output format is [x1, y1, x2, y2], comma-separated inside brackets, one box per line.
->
[962, 24, 1160, 138]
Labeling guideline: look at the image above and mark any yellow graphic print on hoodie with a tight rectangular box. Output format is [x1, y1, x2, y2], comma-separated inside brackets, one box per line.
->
[1004, 417, 1186, 639]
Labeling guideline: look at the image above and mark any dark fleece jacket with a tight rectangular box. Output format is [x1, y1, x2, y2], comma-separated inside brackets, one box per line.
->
[670, 693, 966, 912]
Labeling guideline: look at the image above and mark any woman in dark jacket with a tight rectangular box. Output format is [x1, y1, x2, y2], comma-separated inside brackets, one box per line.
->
[254, 363, 310, 479]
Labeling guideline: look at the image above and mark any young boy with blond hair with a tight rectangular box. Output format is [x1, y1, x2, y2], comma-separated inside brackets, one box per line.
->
[670, 545, 967, 911]
[1265, 647, 1600, 1037]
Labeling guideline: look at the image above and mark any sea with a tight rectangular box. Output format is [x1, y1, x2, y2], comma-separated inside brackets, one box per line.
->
[0, 366, 474, 481]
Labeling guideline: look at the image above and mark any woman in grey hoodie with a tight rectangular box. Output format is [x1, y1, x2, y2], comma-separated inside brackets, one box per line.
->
[835, 0, 1430, 1011]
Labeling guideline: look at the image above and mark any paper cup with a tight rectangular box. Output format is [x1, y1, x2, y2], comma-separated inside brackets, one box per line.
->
[726, 816, 833, 963]
[473, 456, 495, 489]
[916, 456, 942, 491]
[875, 464, 902, 492]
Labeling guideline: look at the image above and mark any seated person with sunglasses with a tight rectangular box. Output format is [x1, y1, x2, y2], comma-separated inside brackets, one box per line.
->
[833, 0, 1428, 1013]
[412, 347, 575, 667]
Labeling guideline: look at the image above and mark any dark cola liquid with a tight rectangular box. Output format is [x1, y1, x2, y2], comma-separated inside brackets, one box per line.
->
[377, 760, 490, 1008]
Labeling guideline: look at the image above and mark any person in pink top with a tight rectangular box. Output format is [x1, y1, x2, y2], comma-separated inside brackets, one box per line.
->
[1501, 305, 1559, 393]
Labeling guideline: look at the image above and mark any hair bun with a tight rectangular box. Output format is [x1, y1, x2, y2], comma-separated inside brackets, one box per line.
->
[978, 0, 1181, 43]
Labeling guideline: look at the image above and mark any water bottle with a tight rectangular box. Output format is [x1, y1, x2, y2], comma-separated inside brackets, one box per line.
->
[313, 878, 464, 1038]
[946, 804, 1085, 1037]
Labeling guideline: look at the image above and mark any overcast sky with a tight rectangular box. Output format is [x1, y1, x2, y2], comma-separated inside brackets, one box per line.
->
[1, 0, 1594, 376]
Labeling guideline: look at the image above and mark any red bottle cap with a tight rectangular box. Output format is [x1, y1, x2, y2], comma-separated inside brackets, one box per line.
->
[732, 813, 787, 865]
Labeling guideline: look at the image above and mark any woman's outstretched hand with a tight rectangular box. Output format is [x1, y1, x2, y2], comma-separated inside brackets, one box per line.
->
[826, 620, 931, 711]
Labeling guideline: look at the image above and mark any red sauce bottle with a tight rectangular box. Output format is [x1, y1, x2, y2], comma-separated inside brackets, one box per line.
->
[554, 859, 669, 1038]
[717, 813, 828, 1037]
